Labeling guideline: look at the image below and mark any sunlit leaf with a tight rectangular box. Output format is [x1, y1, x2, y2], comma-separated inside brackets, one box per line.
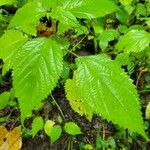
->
[116, 30, 150, 53]
[9, 1, 49, 35]
[44, 120, 55, 136]
[60, 0, 117, 19]
[13, 38, 63, 123]
[0, 30, 28, 75]
[66, 55, 147, 138]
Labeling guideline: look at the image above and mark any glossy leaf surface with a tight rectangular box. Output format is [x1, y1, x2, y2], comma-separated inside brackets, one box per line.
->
[66, 55, 146, 138]
[13, 38, 63, 123]
[116, 30, 150, 53]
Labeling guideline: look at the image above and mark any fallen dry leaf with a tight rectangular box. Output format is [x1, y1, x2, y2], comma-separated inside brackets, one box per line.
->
[0, 126, 22, 150]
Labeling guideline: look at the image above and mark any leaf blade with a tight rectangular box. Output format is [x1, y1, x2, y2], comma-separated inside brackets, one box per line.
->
[61, 0, 117, 19]
[116, 30, 150, 53]
[68, 55, 146, 138]
[0, 30, 28, 74]
[32, 117, 44, 137]
[9, 1, 48, 35]
[64, 122, 82, 135]
[13, 38, 63, 123]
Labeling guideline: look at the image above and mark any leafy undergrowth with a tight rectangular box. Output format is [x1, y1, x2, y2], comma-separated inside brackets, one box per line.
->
[0, 0, 150, 149]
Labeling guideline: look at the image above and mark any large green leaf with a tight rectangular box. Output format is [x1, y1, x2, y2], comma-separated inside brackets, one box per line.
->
[9, 1, 49, 35]
[116, 30, 150, 53]
[60, 0, 117, 19]
[66, 55, 146, 138]
[13, 38, 63, 123]
[0, 30, 28, 74]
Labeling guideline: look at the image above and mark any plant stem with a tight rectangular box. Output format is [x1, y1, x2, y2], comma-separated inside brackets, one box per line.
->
[51, 95, 65, 120]
[102, 125, 105, 150]
[68, 50, 79, 57]
[71, 34, 87, 52]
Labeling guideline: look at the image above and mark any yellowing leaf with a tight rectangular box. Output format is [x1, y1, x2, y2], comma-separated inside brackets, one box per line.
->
[0, 126, 22, 150]
[44, 120, 55, 136]
[44, 120, 62, 144]
[0, 126, 8, 147]
[65, 79, 93, 121]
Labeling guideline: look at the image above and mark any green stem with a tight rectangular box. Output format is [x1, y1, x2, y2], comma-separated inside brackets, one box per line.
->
[68, 50, 79, 57]
[71, 34, 87, 52]
[51, 95, 65, 120]
[102, 125, 105, 150]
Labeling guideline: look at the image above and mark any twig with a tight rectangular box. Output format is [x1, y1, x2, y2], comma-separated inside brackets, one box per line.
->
[51, 95, 65, 120]
[136, 68, 147, 87]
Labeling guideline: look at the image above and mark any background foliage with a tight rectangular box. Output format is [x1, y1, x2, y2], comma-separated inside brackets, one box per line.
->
[0, 0, 150, 149]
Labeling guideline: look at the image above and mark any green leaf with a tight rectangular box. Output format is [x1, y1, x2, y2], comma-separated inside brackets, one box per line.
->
[32, 117, 44, 137]
[44, 120, 62, 144]
[68, 55, 146, 138]
[49, 125, 62, 144]
[0, 30, 28, 75]
[51, 7, 80, 29]
[0, 0, 16, 6]
[119, 0, 132, 6]
[61, 62, 70, 81]
[64, 122, 82, 135]
[98, 29, 119, 51]
[65, 79, 93, 121]
[61, 0, 117, 19]
[115, 53, 134, 74]
[146, 102, 150, 119]
[135, 3, 146, 18]
[13, 38, 63, 123]
[44, 120, 55, 135]
[116, 30, 150, 53]
[84, 144, 94, 150]
[9, 1, 49, 35]
[116, 8, 129, 24]
[51, 6, 85, 34]
[0, 92, 10, 110]
[146, 1, 150, 16]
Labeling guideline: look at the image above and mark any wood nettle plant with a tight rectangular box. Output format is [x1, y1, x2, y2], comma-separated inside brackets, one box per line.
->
[0, 0, 149, 139]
